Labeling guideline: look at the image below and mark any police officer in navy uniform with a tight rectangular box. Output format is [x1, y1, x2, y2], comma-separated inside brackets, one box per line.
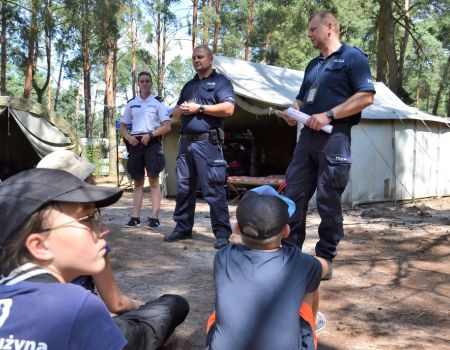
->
[119, 71, 171, 229]
[282, 10, 375, 279]
[164, 45, 235, 249]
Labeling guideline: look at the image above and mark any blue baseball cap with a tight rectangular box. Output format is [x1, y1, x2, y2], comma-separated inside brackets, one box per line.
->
[250, 185, 296, 217]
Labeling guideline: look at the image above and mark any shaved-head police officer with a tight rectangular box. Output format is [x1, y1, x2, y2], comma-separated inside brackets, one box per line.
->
[165, 45, 235, 249]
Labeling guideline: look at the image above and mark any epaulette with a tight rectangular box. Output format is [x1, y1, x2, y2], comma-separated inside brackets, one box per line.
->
[353, 46, 368, 57]
[127, 97, 136, 103]
[155, 96, 164, 102]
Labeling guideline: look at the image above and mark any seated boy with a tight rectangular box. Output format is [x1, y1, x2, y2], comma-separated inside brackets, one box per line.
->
[0, 168, 188, 349]
[206, 185, 329, 350]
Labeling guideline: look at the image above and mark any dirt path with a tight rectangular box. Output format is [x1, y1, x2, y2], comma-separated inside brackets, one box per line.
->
[101, 186, 450, 350]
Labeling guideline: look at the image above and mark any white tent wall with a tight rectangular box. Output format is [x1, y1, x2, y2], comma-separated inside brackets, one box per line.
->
[343, 119, 450, 206]
[395, 121, 419, 201]
[346, 120, 396, 204]
[409, 121, 438, 199]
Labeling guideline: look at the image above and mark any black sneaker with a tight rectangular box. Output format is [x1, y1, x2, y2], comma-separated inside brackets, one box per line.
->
[146, 218, 160, 229]
[164, 231, 193, 242]
[125, 217, 140, 228]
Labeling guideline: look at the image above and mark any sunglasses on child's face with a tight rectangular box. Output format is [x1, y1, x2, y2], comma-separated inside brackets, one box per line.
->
[38, 209, 103, 237]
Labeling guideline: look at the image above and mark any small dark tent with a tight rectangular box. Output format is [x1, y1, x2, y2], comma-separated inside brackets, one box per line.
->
[0, 96, 82, 180]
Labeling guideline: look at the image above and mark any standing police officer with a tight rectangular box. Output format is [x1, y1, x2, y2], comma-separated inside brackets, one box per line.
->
[282, 11, 375, 279]
[164, 45, 235, 249]
[120, 71, 171, 229]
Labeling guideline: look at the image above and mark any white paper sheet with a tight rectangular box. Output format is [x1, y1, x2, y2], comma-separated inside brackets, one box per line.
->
[287, 107, 333, 133]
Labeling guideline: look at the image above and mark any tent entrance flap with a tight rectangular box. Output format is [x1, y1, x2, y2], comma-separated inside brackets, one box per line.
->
[1, 108, 41, 179]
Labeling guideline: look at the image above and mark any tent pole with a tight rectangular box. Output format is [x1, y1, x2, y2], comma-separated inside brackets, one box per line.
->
[412, 120, 417, 203]
[436, 124, 441, 197]
[392, 119, 397, 205]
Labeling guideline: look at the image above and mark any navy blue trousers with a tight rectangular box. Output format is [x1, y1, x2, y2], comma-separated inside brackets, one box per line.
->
[173, 138, 231, 239]
[285, 126, 352, 260]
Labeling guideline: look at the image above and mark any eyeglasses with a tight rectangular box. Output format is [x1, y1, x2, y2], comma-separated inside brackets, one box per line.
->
[38, 209, 103, 237]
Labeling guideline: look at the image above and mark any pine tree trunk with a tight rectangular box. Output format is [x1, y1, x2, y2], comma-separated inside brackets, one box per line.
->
[23, 0, 38, 99]
[262, 32, 270, 64]
[47, 80, 52, 109]
[130, 1, 137, 98]
[201, 0, 210, 44]
[102, 0, 117, 178]
[82, 23, 93, 138]
[432, 55, 449, 115]
[212, 0, 219, 53]
[1, 0, 7, 95]
[192, 0, 198, 50]
[159, 1, 168, 97]
[156, 10, 163, 96]
[376, 0, 399, 93]
[32, 0, 53, 104]
[398, 0, 410, 90]
[415, 64, 422, 109]
[54, 53, 65, 111]
[104, 49, 116, 177]
[244, 0, 254, 61]
[75, 75, 83, 126]
[446, 85, 450, 118]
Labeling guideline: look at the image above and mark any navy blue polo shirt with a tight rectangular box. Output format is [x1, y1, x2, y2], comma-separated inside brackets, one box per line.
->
[177, 69, 235, 134]
[297, 44, 375, 123]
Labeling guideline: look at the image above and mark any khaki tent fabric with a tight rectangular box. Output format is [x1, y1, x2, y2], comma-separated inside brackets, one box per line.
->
[0, 96, 82, 180]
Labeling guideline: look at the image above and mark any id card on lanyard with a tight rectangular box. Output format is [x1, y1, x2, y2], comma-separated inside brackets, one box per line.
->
[305, 58, 330, 104]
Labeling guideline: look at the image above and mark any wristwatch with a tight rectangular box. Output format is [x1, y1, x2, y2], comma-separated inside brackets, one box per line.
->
[148, 132, 154, 139]
[199, 105, 205, 113]
[325, 110, 335, 122]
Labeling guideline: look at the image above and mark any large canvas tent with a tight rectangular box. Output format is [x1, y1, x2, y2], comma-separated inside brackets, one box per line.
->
[163, 56, 450, 204]
[0, 96, 82, 180]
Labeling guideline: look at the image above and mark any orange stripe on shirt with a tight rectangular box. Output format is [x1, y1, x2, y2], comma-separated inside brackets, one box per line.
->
[206, 310, 216, 334]
[299, 302, 317, 349]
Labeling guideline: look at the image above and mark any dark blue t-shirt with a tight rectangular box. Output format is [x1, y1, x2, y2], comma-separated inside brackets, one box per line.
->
[297, 44, 375, 124]
[0, 281, 126, 349]
[206, 243, 322, 350]
[177, 70, 235, 134]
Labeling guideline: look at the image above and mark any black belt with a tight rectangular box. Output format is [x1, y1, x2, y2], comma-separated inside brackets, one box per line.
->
[130, 134, 161, 143]
[181, 132, 210, 142]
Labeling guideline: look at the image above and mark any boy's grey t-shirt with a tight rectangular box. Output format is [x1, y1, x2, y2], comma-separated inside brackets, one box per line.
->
[207, 242, 322, 350]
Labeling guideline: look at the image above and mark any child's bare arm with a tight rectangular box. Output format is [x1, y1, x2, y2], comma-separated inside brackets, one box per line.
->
[314, 256, 330, 279]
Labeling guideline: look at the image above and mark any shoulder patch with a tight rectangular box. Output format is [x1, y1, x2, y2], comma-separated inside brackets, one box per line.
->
[127, 97, 136, 103]
[353, 46, 368, 57]
[155, 96, 164, 102]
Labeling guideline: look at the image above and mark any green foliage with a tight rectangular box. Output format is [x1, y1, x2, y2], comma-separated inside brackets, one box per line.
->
[2, 0, 448, 119]
[85, 143, 103, 176]
[165, 55, 195, 103]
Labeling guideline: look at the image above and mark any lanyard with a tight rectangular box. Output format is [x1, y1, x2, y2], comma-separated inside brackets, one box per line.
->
[314, 58, 331, 83]
[190, 81, 199, 103]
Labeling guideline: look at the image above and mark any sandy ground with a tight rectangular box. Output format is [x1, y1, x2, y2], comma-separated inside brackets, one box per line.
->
[100, 184, 450, 350]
